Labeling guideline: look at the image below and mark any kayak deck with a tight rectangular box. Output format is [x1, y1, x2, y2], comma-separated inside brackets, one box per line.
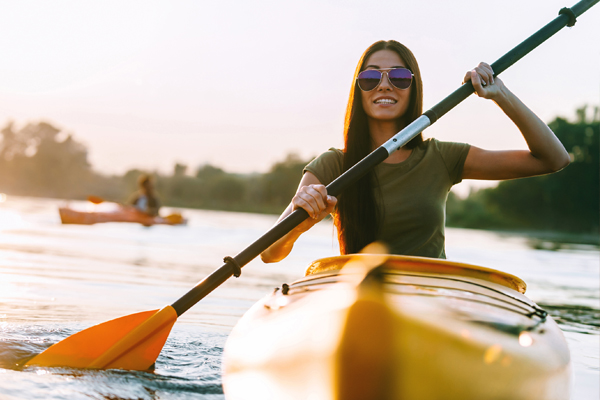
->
[223, 255, 571, 400]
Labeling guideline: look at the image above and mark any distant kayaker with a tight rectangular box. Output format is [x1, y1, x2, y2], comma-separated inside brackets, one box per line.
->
[261, 40, 570, 262]
[128, 174, 161, 217]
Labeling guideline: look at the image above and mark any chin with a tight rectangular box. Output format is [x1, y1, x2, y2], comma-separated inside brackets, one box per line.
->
[370, 113, 402, 121]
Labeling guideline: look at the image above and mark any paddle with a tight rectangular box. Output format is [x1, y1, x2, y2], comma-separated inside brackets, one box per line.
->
[26, 0, 598, 370]
[87, 195, 105, 205]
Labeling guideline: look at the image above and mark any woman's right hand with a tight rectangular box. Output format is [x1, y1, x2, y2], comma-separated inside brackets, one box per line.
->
[292, 183, 337, 231]
[261, 172, 335, 263]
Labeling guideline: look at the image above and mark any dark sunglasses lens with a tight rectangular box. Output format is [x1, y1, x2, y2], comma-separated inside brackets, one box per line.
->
[357, 70, 382, 91]
[389, 68, 412, 89]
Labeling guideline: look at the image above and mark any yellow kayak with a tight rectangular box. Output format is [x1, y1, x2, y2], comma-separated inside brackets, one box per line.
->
[223, 255, 571, 400]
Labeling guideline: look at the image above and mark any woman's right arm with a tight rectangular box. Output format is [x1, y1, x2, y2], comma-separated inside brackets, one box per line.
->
[260, 172, 337, 263]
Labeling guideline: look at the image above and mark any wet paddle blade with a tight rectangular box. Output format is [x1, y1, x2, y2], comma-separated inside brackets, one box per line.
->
[26, 306, 177, 370]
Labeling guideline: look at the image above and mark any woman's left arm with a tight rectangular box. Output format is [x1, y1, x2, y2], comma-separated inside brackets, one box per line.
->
[462, 62, 571, 180]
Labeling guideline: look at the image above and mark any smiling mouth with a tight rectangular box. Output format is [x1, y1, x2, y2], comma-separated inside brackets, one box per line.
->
[374, 99, 397, 104]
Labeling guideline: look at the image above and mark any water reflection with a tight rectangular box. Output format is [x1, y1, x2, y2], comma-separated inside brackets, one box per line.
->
[539, 303, 600, 333]
[1, 324, 227, 399]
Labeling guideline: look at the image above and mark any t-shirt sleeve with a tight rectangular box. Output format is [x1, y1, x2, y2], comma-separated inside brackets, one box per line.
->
[434, 139, 471, 185]
[303, 148, 344, 186]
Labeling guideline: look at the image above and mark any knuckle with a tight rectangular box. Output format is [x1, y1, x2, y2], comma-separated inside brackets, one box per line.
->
[292, 197, 304, 207]
[296, 193, 311, 203]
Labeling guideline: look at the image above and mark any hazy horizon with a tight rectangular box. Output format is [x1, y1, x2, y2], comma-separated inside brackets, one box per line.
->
[1, 0, 598, 195]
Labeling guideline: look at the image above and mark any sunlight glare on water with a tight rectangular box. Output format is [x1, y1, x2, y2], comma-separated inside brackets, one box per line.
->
[0, 196, 598, 399]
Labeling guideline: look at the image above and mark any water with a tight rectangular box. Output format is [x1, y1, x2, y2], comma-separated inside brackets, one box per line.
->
[0, 196, 598, 399]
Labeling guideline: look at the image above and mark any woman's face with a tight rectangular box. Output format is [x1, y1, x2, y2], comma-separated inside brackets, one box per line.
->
[360, 49, 412, 123]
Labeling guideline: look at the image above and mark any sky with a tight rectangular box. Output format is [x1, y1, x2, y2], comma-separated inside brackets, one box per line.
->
[1, 0, 598, 195]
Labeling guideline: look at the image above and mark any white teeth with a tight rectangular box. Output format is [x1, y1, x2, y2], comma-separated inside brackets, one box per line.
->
[374, 99, 397, 104]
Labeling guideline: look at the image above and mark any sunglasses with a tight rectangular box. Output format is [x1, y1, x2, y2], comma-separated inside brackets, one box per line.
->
[357, 68, 414, 91]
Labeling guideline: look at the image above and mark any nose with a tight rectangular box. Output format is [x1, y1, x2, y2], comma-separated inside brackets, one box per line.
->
[377, 71, 393, 91]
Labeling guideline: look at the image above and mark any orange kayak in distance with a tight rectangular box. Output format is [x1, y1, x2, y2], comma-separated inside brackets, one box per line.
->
[58, 206, 186, 226]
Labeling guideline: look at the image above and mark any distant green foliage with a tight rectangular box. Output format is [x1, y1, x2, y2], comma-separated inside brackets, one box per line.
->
[0, 121, 95, 198]
[0, 120, 313, 214]
[151, 154, 309, 213]
[255, 153, 308, 208]
[447, 106, 599, 234]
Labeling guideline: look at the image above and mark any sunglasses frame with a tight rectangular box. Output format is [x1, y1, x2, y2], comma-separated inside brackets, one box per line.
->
[356, 67, 414, 92]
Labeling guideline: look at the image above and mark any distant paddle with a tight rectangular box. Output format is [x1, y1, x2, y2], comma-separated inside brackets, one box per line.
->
[26, 0, 598, 370]
[87, 195, 105, 204]
[163, 214, 184, 225]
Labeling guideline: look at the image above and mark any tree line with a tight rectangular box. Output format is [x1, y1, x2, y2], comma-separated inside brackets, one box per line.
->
[0, 120, 310, 214]
[1, 106, 598, 235]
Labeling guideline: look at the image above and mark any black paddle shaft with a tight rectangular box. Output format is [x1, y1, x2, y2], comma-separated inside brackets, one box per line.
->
[171, 0, 599, 317]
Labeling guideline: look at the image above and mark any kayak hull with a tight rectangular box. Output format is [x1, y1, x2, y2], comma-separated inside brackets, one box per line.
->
[58, 207, 186, 226]
[223, 255, 571, 400]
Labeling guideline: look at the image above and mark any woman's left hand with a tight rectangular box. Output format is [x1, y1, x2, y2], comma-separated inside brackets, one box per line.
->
[463, 62, 502, 100]
[461, 62, 570, 181]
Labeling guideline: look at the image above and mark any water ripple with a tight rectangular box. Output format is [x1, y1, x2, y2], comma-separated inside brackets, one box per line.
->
[539, 303, 600, 334]
[0, 325, 227, 400]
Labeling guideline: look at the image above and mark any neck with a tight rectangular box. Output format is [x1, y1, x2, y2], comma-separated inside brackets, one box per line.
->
[368, 117, 412, 164]
[368, 118, 402, 148]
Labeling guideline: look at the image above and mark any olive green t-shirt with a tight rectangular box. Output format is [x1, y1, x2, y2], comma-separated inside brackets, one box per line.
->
[303, 138, 471, 258]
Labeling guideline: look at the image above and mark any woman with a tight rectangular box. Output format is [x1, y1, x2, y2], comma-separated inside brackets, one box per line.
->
[128, 174, 161, 217]
[261, 40, 570, 262]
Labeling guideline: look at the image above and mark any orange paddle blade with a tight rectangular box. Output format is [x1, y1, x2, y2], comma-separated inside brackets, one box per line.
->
[164, 214, 184, 224]
[87, 195, 105, 204]
[25, 306, 177, 370]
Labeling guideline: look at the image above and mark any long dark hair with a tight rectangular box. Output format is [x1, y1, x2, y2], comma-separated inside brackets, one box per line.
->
[335, 40, 424, 254]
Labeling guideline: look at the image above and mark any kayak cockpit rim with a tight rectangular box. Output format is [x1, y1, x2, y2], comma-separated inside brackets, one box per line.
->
[304, 255, 527, 294]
